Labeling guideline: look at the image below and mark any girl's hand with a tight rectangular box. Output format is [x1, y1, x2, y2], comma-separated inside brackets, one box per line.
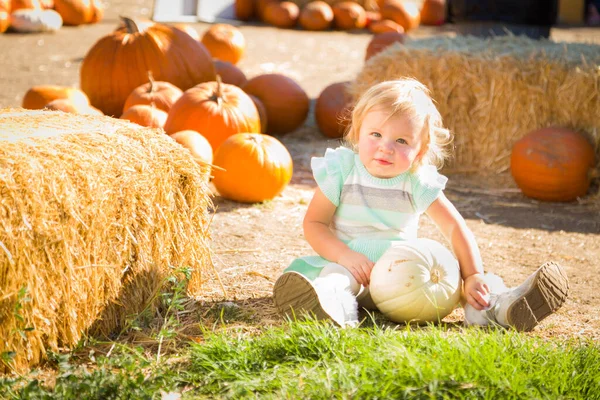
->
[463, 273, 490, 310]
[337, 249, 374, 286]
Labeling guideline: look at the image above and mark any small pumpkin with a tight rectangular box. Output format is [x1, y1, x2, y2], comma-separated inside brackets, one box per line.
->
[315, 81, 352, 138]
[45, 98, 102, 115]
[298, 1, 333, 31]
[201, 23, 246, 65]
[164, 76, 261, 152]
[212, 133, 293, 203]
[10, 8, 62, 32]
[120, 104, 168, 129]
[22, 85, 89, 109]
[256, 0, 278, 20]
[173, 23, 200, 41]
[332, 1, 366, 30]
[262, 1, 299, 28]
[370, 238, 462, 323]
[81, 16, 215, 117]
[0, 0, 10, 33]
[123, 72, 183, 113]
[510, 127, 597, 202]
[53, 0, 93, 25]
[368, 18, 404, 33]
[380, 0, 420, 32]
[420, 0, 446, 26]
[10, 0, 41, 10]
[365, 31, 406, 61]
[169, 130, 213, 166]
[234, 0, 254, 21]
[214, 60, 248, 87]
[242, 73, 309, 135]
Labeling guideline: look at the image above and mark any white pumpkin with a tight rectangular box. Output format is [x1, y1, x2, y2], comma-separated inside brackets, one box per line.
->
[370, 238, 462, 323]
[10, 9, 62, 32]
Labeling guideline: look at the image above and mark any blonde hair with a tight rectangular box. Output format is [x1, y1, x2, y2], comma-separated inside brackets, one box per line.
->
[344, 78, 453, 170]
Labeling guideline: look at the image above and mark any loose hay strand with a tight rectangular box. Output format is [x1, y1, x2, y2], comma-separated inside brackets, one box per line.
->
[0, 109, 213, 373]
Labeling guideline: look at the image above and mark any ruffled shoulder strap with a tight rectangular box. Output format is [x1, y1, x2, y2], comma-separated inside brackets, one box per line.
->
[310, 147, 355, 206]
[410, 165, 448, 213]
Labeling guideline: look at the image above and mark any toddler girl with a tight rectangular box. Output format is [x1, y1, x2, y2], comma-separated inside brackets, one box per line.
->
[273, 78, 568, 330]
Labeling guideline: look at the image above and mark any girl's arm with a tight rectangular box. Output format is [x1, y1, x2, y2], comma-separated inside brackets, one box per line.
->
[425, 192, 490, 309]
[303, 188, 373, 285]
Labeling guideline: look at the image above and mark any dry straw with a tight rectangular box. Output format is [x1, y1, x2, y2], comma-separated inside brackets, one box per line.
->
[0, 109, 213, 373]
[351, 35, 600, 175]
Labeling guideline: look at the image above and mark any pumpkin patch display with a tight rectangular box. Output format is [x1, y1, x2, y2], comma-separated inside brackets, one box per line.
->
[370, 238, 462, 323]
[164, 76, 261, 152]
[201, 23, 246, 65]
[242, 73, 309, 135]
[80, 17, 216, 117]
[510, 127, 597, 202]
[123, 73, 183, 113]
[315, 81, 353, 138]
[212, 133, 293, 203]
[120, 104, 168, 129]
[169, 130, 213, 166]
[22, 85, 89, 110]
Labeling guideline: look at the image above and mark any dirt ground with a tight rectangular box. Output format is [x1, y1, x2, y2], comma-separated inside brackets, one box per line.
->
[1, 1, 599, 341]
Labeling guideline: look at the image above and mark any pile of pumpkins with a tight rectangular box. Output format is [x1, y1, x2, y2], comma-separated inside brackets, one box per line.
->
[20, 19, 299, 204]
[0, 0, 103, 34]
[235, 0, 446, 33]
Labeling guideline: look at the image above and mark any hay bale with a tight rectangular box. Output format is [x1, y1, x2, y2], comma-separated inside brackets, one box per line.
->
[351, 36, 600, 174]
[0, 109, 212, 373]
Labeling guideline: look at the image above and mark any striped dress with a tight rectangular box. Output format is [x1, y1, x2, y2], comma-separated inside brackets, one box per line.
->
[285, 146, 447, 280]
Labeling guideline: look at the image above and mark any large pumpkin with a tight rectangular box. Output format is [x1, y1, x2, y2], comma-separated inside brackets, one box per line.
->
[370, 238, 462, 323]
[164, 77, 261, 152]
[315, 81, 353, 138]
[80, 16, 216, 117]
[200, 23, 246, 65]
[510, 127, 597, 202]
[212, 133, 293, 203]
[242, 73, 309, 135]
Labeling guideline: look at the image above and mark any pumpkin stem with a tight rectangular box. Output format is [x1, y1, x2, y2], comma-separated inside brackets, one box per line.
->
[210, 75, 223, 107]
[120, 16, 140, 34]
[147, 71, 155, 94]
[430, 269, 441, 284]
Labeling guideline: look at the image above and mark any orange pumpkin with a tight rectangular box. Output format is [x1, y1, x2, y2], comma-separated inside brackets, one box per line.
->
[53, 0, 94, 25]
[120, 104, 168, 129]
[380, 0, 420, 32]
[212, 133, 293, 203]
[235, 0, 254, 21]
[81, 17, 215, 117]
[45, 98, 102, 115]
[89, 0, 102, 23]
[169, 130, 213, 166]
[315, 81, 353, 138]
[0, 0, 10, 33]
[10, 0, 42, 10]
[298, 1, 333, 31]
[164, 77, 261, 152]
[332, 1, 366, 30]
[365, 31, 406, 60]
[214, 59, 248, 87]
[256, 0, 278, 20]
[201, 23, 246, 65]
[420, 0, 446, 26]
[262, 1, 299, 28]
[248, 94, 268, 133]
[510, 127, 597, 202]
[22, 85, 90, 110]
[123, 73, 183, 113]
[173, 23, 200, 41]
[242, 73, 309, 135]
[368, 19, 404, 33]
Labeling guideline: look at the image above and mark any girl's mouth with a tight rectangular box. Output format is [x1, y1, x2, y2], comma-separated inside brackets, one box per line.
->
[375, 159, 392, 165]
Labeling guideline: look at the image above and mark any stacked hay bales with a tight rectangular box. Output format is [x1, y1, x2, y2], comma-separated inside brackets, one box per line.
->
[0, 109, 212, 373]
[351, 36, 600, 176]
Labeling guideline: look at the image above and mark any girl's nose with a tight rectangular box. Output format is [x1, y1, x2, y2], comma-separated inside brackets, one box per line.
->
[379, 140, 394, 153]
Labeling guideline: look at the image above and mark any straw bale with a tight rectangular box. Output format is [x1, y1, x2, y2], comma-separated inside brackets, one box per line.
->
[352, 36, 600, 176]
[0, 109, 212, 373]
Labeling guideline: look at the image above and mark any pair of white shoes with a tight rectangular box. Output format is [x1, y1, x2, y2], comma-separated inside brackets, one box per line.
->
[273, 262, 569, 332]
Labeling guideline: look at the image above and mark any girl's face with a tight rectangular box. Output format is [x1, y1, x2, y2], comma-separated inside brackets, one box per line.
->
[357, 108, 424, 179]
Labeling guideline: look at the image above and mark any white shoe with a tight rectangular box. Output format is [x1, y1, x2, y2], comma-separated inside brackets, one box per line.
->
[273, 271, 359, 327]
[492, 262, 569, 332]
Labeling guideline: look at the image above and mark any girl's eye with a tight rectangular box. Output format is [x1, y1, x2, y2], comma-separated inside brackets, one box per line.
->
[371, 132, 381, 138]
[396, 138, 407, 144]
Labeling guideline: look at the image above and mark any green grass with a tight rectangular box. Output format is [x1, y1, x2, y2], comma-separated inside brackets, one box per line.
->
[1, 321, 599, 400]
